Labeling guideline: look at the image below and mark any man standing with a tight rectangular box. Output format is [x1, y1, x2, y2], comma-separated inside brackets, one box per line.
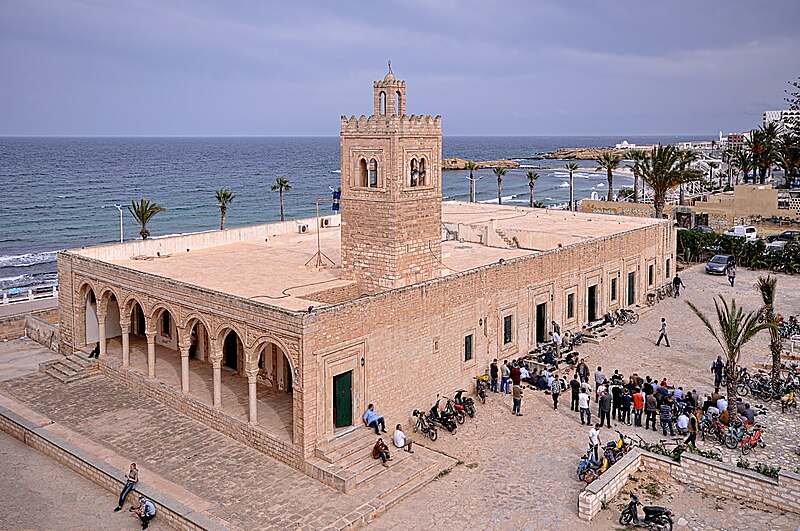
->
[645, 392, 658, 431]
[594, 366, 605, 402]
[711, 356, 725, 393]
[500, 360, 511, 394]
[579, 387, 592, 425]
[363, 403, 387, 435]
[490, 359, 499, 393]
[550, 330, 562, 359]
[512, 383, 523, 416]
[660, 398, 675, 436]
[599, 390, 612, 428]
[685, 408, 699, 447]
[114, 463, 138, 511]
[576, 358, 589, 384]
[551, 375, 563, 410]
[672, 273, 685, 297]
[589, 423, 601, 460]
[727, 263, 736, 287]
[569, 374, 581, 411]
[552, 320, 561, 336]
[510, 361, 521, 387]
[633, 388, 644, 427]
[656, 318, 670, 347]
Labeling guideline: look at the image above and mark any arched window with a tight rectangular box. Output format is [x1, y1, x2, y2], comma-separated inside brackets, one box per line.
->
[395, 91, 401, 115]
[369, 159, 378, 187]
[419, 158, 427, 186]
[410, 158, 419, 187]
[358, 158, 368, 187]
[380, 92, 386, 115]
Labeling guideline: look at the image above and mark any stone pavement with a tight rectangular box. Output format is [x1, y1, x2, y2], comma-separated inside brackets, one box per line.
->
[0, 336, 59, 381]
[0, 429, 166, 531]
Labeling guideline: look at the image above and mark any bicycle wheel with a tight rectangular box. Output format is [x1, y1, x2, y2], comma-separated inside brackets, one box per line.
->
[737, 383, 749, 396]
[455, 410, 466, 424]
[577, 467, 587, 482]
[629, 313, 639, 324]
[741, 441, 751, 455]
[724, 433, 739, 449]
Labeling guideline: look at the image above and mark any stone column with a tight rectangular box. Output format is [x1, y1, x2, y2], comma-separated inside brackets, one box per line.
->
[120, 320, 131, 367]
[146, 331, 156, 379]
[212, 357, 222, 409]
[246, 370, 259, 425]
[97, 316, 107, 359]
[179, 342, 190, 394]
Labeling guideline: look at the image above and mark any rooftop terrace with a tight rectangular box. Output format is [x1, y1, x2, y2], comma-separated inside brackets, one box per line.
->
[70, 202, 664, 312]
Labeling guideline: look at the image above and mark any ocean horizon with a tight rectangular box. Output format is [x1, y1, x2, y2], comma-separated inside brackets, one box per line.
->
[0, 135, 708, 290]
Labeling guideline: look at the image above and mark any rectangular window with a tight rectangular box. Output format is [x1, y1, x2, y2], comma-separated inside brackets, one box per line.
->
[162, 312, 171, 338]
[666, 258, 671, 278]
[610, 278, 618, 302]
[464, 334, 473, 362]
[567, 293, 575, 319]
[503, 315, 513, 345]
[648, 264, 654, 287]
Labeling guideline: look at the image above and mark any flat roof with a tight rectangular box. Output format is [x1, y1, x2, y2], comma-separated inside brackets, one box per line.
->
[88, 201, 664, 311]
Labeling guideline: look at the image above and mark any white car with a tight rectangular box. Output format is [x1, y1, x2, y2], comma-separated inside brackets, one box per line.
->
[724, 225, 757, 241]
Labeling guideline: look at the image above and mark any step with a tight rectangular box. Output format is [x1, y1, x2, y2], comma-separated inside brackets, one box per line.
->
[365, 452, 438, 499]
[69, 355, 95, 368]
[316, 428, 378, 463]
[44, 367, 72, 383]
[49, 363, 78, 378]
[352, 447, 416, 485]
[60, 358, 86, 372]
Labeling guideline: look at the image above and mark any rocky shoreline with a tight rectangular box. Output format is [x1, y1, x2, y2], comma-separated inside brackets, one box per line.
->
[542, 147, 635, 160]
[442, 158, 520, 170]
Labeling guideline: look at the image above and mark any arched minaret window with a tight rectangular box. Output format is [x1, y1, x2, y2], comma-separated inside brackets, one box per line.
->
[359, 158, 368, 187]
[410, 158, 419, 187]
[369, 159, 378, 188]
[380, 92, 386, 115]
[419, 158, 427, 186]
[395, 91, 401, 115]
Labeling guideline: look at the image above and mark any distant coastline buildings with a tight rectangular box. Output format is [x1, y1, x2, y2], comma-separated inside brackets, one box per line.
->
[763, 109, 800, 132]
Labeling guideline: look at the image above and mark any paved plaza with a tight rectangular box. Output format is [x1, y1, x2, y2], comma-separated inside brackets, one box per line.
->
[1, 265, 800, 529]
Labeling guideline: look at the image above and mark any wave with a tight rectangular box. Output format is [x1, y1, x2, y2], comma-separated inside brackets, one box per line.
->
[479, 195, 516, 204]
[330, 170, 341, 174]
[595, 183, 605, 188]
[0, 272, 58, 290]
[559, 181, 569, 188]
[0, 251, 58, 268]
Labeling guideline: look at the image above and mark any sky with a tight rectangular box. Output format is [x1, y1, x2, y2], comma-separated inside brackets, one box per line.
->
[1, 0, 799, 136]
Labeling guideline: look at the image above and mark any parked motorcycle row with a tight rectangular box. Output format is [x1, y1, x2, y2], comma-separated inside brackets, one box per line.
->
[412, 390, 476, 441]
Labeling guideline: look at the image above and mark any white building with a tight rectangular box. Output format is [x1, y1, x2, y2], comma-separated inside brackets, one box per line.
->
[763, 109, 800, 131]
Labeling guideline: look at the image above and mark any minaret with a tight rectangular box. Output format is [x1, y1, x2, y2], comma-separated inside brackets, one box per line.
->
[339, 69, 443, 293]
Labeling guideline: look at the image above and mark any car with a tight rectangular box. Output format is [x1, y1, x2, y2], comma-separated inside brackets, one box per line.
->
[767, 230, 800, 243]
[706, 254, 733, 275]
[723, 225, 757, 241]
[692, 225, 714, 233]
[767, 240, 787, 251]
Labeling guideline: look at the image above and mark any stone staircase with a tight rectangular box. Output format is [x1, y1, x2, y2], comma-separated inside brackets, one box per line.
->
[495, 228, 517, 249]
[39, 351, 99, 384]
[308, 428, 456, 508]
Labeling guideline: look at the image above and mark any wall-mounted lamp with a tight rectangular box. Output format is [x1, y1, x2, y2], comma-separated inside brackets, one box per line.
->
[294, 367, 299, 377]
[479, 318, 483, 326]
[361, 356, 365, 367]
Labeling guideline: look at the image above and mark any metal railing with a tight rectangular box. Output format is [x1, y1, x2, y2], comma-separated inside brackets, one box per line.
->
[1, 284, 59, 305]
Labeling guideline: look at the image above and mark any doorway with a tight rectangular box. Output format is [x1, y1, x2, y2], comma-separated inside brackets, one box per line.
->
[587, 285, 597, 322]
[224, 332, 239, 371]
[333, 371, 353, 428]
[535, 302, 547, 344]
[627, 271, 636, 306]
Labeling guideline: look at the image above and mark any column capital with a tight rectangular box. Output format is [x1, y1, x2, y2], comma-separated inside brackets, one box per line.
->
[145, 330, 157, 341]
[119, 321, 131, 333]
[210, 356, 222, 368]
[245, 369, 259, 381]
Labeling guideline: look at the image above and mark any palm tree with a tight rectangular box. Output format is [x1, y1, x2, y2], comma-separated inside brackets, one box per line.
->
[128, 199, 165, 240]
[215, 188, 236, 230]
[565, 162, 579, 210]
[271, 177, 291, 221]
[756, 276, 783, 389]
[493, 167, 507, 205]
[777, 132, 800, 188]
[687, 296, 773, 421]
[637, 145, 681, 218]
[707, 161, 719, 188]
[526, 171, 540, 208]
[595, 152, 622, 201]
[465, 160, 480, 203]
[731, 150, 753, 186]
[627, 149, 647, 203]
[677, 149, 699, 205]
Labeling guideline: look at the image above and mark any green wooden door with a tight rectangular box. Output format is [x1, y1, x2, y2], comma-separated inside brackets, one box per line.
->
[333, 371, 353, 428]
[627, 271, 636, 306]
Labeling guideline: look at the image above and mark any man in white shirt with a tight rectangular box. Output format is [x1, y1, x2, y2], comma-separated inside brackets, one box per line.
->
[589, 424, 601, 460]
[676, 412, 689, 434]
[716, 397, 728, 413]
[392, 424, 413, 453]
[578, 389, 592, 425]
[550, 330, 562, 358]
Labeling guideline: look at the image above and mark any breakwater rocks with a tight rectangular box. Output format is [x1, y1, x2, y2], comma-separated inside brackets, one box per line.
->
[542, 147, 636, 160]
[442, 158, 520, 170]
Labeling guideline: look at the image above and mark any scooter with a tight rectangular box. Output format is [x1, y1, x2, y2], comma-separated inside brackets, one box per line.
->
[619, 493, 674, 530]
[412, 409, 438, 441]
[430, 396, 458, 434]
[443, 395, 467, 424]
[454, 389, 476, 417]
[473, 376, 488, 404]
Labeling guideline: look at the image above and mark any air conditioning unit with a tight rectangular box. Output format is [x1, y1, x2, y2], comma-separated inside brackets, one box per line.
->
[297, 223, 310, 234]
[320, 216, 341, 228]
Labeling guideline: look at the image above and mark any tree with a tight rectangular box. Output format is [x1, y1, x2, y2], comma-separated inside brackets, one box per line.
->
[215, 188, 236, 230]
[777, 132, 800, 188]
[756, 275, 783, 389]
[271, 177, 292, 221]
[526, 171, 540, 208]
[565, 162, 579, 210]
[595, 152, 622, 201]
[637, 145, 681, 218]
[707, 161, 719, 188]
[626, 149, 647, 203]
[677, 149, 699, 205]
[127, 199, 165, 240]
[687, 296, 773, 421]
[493, 167, 507, 205]
[731, 150, 753, 186]
[465, 160, 480, 203]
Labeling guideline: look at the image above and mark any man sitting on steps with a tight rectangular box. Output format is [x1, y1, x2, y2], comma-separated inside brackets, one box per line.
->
[363, 403, 387, 435]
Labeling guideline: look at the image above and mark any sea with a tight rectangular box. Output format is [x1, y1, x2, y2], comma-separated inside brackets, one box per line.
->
[0, 135, 707, 290]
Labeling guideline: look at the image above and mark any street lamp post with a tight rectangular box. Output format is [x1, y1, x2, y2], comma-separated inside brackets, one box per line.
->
[114, 203, 124, 243]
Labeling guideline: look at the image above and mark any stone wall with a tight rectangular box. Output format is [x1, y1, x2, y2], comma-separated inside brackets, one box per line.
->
[25, 313, 60, 353]
[0, 308, 59, 341]
[578, 449, 643, 520]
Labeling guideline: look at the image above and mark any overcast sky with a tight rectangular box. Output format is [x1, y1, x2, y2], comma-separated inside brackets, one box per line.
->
[2, 0, 799, 136]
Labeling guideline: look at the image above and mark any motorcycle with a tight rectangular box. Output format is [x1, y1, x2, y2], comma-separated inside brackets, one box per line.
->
[619, 493, 674, 530]
[412, 408, 438, 441]
[577, 445, 608, 483]
[473, 375, 488, 404]
[430, 395, 458, 434]
[443, 395, 467, 424]
[454, 389, 476, 417]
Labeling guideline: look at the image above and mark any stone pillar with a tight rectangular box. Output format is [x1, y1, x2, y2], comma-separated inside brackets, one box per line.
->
[120, 321, 131, 367]
[246, 371, 258, 425]
[146, 331, 156, 379]
[179, 342, 190, 394]
[97, 316, 107, 358]
[212, 357, 222, 409]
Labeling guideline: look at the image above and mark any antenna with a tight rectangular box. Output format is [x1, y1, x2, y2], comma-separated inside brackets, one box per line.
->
[388, 60, 393, 74]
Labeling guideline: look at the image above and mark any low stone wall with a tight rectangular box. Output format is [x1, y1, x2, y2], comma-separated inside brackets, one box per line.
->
[25, 313, 60, 353]
[0, 308, 59, 341]
[98, 357, 301, 468]
[579, 449, 800, 521]
[0, 405, 224, 531]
